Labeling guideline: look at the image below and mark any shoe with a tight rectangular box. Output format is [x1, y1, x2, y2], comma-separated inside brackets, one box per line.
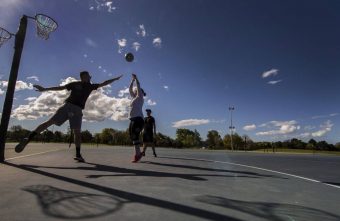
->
[131, 153, 142, 163]
[74, 155, 85, 162]
[15, 138, 30, 153]
[153, 153, 157, 157]
[141, 151, 145, 156]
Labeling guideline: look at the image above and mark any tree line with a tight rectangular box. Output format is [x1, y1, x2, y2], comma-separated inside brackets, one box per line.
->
[5, 125, 340, 151]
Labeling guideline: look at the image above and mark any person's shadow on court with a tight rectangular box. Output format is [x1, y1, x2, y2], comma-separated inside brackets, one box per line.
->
[20, 161, 280, 181]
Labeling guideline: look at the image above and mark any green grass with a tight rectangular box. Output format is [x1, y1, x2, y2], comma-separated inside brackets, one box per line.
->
[254, 148, 340, 155]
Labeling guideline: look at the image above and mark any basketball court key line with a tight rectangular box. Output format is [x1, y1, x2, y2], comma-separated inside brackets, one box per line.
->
[6, 149, 63, 161]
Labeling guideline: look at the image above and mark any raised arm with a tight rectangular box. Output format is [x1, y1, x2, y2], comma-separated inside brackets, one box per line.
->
[129, 78, 135, 97]
[33, 85, 66, 92]
[98, 74, 123, 88]
[133, 74, 142, 97]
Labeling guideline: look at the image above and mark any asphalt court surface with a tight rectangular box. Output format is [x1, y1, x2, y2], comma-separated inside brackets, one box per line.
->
[1, 143, 340, 221]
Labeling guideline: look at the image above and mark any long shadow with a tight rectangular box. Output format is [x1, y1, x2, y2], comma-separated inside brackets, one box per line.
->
[196, 195, 340, 221]
[143, 161, 286, 179]
[18, 162, 263, 181]
[323, 182, 340, 187]
[4, 162, 243, 221]
[158, 156, 215, 163]
[23, 185, 124, 219]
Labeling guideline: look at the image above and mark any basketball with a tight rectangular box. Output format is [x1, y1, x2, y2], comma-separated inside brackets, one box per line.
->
[125, 53, 134, 62]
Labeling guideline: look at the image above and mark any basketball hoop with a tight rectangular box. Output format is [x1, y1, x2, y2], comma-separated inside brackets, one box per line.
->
[34, 14, 58, 40]
[0, 27, 13, 48]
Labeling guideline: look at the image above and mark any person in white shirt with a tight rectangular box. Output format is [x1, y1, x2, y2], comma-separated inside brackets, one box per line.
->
[128, 73, 146, 162]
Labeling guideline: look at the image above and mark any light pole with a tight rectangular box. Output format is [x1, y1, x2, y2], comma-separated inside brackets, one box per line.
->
[229, 106, 235, 151]
[0, 14, 57, 162]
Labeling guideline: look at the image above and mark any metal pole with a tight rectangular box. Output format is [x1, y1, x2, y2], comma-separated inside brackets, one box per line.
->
[244, 136, 247, 152]
[229, 106, 235, 151]
[0, 16, 27, 162]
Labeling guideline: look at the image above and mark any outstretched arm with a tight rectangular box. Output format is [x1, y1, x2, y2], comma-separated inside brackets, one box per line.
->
[129, 78, 135, 97]
[34, 85, 66, 92]
[133, 74, 142, 97]
[98, 74, 123, 88]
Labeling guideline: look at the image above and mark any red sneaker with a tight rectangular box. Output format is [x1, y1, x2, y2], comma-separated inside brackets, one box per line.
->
[131, 153, 142, 163]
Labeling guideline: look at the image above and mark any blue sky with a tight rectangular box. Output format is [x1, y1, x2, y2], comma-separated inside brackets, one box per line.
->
[0, 0, 340, 143]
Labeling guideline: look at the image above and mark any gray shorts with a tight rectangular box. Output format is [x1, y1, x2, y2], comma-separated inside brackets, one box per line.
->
[50, 103, 83, 130]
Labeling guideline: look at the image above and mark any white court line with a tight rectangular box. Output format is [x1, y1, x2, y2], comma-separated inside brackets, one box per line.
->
[169, 156, 340, 190]
[6, 149, 63, 161]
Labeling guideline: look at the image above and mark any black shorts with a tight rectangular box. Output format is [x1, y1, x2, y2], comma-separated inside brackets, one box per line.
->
[129, 117, 144, 145]
[143, 131, 154, 143]
[50, 103, 83, 130]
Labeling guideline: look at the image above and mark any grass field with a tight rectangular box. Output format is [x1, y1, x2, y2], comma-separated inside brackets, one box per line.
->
[253, 148, 340, 155]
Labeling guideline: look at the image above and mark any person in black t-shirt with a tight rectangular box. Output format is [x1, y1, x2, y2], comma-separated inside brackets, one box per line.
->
[15, 71, 122, 162]
[141, 109, 157, 157]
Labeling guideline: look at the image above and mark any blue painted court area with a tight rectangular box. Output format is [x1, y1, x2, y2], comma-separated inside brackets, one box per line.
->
[0, 144, 339, 221]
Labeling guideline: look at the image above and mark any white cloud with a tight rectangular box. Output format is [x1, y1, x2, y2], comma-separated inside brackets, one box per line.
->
[262, 69, 279, 78]
[259, 123, 267, 127]
[118, 87, 130, 97]
[24, 97, 37, 101]
[153, 37, 162, 48]
[312, 113, 340, 119]
[146, 99, 157, 106]
[27, 76, 39, 82]
[89, 0, 116, 12]
[298, 132, 311, 138]
[256, 120, 300, 136]
[0, 80, 33, 91]
[311, 120, 333, 137]
[267, 80, 282, 85]
[105, 1, 115, 12]
[243, 124, 256, 131]
[136, 24, 146, 37]
[12, 77, 132, 122]
[117, 38, 127, 53]
[132, 42, 141, 51]
[85, 38, 97, 48]
[172, 119, 210, 128]
[304, 125, 316, 130]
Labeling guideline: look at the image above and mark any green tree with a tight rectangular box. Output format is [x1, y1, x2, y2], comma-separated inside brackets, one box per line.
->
[176, 129, 201, 147]
[317, 141, 329, 150]
[223, 133, 244, 150]
[100, 128, 115, 144]
[290, 138, 306, 149]
[41, 129, 54, 143]
[8, 125, 30, 141]
[306, 139, 317, 150]
[155, 132, 174, 147]
[81, 130, 93, 143]
[53, 131, 64, 142]
[206, 130, 223, 149]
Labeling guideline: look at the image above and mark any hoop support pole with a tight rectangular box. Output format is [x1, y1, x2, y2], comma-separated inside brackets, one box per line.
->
[0, 16, 28, 162]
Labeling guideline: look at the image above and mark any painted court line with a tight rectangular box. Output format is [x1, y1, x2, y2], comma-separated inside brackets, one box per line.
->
[6, 149, 63, 161]
[168, 156, 340, 190]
